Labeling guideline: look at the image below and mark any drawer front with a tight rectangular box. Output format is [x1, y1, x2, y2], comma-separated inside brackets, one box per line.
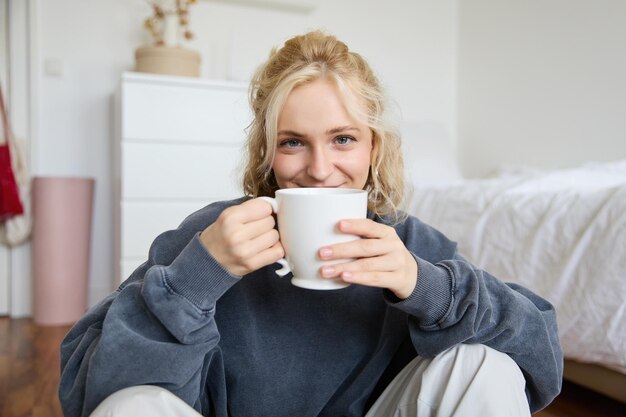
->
[122, 81, 251, 144]
[117, 75, 251, 284]
[121, 142, 243, 200]
[120, 200, 212, 259]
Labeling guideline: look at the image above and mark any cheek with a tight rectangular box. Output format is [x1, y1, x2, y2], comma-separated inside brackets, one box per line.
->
[350, 149, 373, 177]
[337, 150, 371, 187]
[271, 154, 296, 183]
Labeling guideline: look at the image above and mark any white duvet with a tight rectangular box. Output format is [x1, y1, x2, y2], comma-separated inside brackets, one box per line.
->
[406, 160, 626, 374]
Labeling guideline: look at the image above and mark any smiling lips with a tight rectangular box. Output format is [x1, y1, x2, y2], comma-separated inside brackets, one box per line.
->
[296, 184, 343, 188]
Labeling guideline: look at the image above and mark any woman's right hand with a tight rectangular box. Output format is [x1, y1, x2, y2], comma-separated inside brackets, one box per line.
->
[200, 198, 284, 277]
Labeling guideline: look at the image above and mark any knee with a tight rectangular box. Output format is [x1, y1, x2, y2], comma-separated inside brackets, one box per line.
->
[452, 344, 525, 385]
[366, 344, 530, 417]
[89, 386, 179, 417]
[457, 345, 525, 383]
[422, 344, 530, 416]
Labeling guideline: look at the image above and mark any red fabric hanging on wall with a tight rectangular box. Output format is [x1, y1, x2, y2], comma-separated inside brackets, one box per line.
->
[0, 82, 24, 220]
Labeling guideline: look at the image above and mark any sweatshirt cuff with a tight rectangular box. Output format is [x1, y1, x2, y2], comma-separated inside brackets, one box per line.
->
[161, 232, 240, 310]
[385, 256, 453, 326]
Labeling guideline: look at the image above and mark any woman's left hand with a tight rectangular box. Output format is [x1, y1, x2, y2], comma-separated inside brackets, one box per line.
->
[318, 219, 418, 299]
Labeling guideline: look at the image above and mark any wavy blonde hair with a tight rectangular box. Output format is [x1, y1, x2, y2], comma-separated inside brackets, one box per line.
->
[242, 31, 405, 218]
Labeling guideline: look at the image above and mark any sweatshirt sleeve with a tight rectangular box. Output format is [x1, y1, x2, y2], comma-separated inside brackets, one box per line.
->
[383, 215, 564, 413]
[59, 201, 241, 417]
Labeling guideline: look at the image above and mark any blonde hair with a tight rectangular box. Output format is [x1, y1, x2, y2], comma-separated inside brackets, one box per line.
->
[242, 31, 405, 218]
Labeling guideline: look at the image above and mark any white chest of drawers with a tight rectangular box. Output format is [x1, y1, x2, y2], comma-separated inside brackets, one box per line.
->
[114, 72, 250, 283]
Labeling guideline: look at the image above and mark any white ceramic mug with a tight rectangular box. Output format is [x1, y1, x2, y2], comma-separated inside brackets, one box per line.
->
[260, 188, 367, 290]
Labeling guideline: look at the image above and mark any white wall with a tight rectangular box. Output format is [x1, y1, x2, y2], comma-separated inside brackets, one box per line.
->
[12, 0, 626, 315]
[458, 0, 626, 177]
[0, 0, 9, 314]
[12, 0, 626, 314]
[30, 0, 458, 309]
[2, 0, 35, 317]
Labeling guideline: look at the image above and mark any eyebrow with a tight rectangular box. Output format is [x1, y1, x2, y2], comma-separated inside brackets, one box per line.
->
[277, 126, 361, 137]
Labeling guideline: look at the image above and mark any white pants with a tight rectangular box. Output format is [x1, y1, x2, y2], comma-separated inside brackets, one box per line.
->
[90, 344, 530, 417]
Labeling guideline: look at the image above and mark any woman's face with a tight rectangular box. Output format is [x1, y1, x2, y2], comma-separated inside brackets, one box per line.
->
[272, 79, 373, 190]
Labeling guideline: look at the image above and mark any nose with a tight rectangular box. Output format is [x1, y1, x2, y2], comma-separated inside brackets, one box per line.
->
[306, 146, 334, 182]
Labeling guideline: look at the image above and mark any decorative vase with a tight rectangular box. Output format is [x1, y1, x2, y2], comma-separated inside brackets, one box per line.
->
[162, 13, 180, 47]
[134, 46, 201, 77]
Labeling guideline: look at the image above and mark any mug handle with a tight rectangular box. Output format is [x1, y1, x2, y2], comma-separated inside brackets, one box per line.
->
[258, 197, 291, 277]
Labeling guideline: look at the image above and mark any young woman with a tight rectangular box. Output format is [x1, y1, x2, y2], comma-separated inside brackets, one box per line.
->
[59, 31, 563, 417]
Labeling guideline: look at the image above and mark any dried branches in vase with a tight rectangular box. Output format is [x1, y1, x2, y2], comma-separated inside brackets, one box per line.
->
[144, 0, 197, 47]
[135, 0, 201, 77]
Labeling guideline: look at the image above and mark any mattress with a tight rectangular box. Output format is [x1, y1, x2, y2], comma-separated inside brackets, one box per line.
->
[406, 160, 626, 374]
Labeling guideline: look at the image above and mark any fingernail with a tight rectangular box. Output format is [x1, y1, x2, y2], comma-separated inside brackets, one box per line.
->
[341, 271, 353, 281]
[319, 247, 333, 259]
[321, 266, 335, 277]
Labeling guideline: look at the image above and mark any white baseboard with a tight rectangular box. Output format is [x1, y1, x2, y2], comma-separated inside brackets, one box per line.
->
[9, 243, 32, 318]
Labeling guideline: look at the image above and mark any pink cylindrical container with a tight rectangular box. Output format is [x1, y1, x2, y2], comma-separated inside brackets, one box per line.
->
[32, 176, 95, 326]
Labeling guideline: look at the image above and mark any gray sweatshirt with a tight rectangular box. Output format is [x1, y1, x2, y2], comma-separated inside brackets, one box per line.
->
[59, 198, 563, 417]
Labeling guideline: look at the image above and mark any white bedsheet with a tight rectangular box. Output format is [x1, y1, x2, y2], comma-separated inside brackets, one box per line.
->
[406, 160, 626, 374]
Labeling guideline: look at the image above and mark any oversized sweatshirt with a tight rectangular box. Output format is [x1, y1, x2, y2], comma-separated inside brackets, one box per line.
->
[59, 197, 563, 417]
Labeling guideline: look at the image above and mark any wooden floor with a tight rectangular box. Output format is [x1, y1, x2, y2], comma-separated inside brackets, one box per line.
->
[0, 317, 624, 417]
[0, 317, 69, 417]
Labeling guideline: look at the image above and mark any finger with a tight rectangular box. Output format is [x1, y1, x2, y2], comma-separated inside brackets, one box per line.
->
[246, 197, 275, 221]
[241, 241, 285, 275]
[225, 198, 274, 225]
[319, 237, 397, 261]
[242, 228, 281, 258]
[339, 270, 397, 289]
[320, 254, 397, 278]
[337, 218, 394, 239]
[341, 267, 417, 299]
[229, 215, 276, 244]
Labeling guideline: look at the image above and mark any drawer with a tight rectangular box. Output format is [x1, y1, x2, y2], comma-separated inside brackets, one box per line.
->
[122, 81, 250, 144]
[121, 142, 243, 199]
[120, 200, 212, 259]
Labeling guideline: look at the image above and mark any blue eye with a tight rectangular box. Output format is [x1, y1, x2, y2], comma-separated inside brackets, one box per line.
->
[280, 139, 302, 148]
[335, 136, 353, 145]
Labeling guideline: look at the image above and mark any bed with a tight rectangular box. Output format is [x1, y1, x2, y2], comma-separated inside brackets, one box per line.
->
[400, 130, 626, 401]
